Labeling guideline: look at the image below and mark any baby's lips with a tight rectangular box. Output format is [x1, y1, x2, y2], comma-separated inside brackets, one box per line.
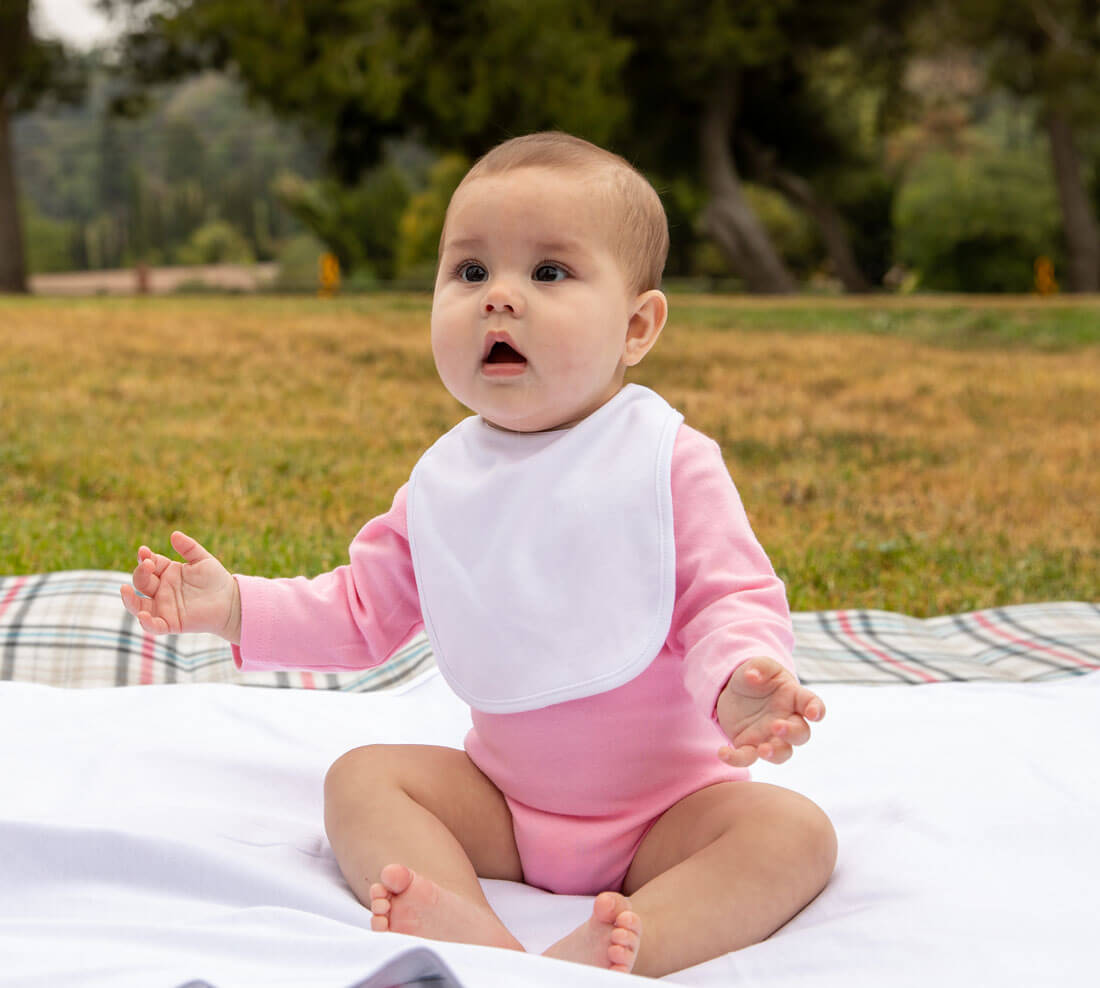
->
[481, 331, 525, 362]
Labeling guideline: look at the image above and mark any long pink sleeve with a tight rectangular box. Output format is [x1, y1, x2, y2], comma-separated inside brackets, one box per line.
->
[668, 426, 796, 720]
[233, 485, 423, 671]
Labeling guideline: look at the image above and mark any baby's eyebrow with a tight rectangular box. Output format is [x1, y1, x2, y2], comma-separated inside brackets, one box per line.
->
[534, 238, 593, 259]
[443, 236, 593, 260]
[443, 237, 485, 253]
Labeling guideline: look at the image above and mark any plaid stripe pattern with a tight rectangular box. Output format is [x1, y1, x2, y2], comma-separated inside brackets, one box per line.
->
[0, 571, 433, 691]
[2, 572, 1097, 689]
[792, 602, 1100, 685]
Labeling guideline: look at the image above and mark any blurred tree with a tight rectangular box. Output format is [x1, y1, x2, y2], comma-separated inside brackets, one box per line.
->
[104, 0, 916, 292]
[174, 218, 255, 264]
[894, 145, 1063, 291]
[103, 0, 629, 172]
[396, 152, 468, 280]
[273, 162, 411, 278]
[609, 0, 916, 292]
[104, 0, 630, 280]
[931, 0, 1100, 291]
[15, 66, 320, 271]
[0, 0, 85, 291]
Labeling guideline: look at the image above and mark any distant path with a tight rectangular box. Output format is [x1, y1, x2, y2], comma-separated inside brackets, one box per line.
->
[30, 263, 278, 296]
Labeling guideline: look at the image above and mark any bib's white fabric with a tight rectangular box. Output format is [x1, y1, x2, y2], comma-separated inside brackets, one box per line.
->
[407, 384, 683, 713]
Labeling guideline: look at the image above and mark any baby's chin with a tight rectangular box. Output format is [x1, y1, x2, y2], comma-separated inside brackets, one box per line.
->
[459, 393, 567, 434]
[487, 391, 627, 433]
[480, 412, 571, 434]
[447, 376, 621, 434]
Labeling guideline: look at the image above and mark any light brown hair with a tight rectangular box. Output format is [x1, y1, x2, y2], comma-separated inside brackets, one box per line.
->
[446, 132, 669, 294]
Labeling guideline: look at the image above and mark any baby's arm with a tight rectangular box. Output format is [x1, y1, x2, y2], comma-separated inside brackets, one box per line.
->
[120, 531, 242, 643]
[715, 658, 824, 768]
[121, 485, 422, 675]
[667, 427, 824, 767]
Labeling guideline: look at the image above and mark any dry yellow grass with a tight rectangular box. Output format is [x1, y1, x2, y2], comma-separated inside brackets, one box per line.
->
[2, 294, 1096, 615]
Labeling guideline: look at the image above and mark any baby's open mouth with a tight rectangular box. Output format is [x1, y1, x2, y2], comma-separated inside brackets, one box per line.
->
[484, 341, 526, 364]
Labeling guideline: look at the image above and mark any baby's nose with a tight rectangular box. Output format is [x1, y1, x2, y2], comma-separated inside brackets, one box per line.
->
[482, 281, 524, 316]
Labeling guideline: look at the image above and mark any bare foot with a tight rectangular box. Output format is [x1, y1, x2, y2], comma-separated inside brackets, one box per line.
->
[369, 863, 524, 952]
[542, 891, 642, 973]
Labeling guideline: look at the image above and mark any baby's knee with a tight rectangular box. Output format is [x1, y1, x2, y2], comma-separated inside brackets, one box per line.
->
[324, 744, 396, 805]
[790, 794, 838, 887]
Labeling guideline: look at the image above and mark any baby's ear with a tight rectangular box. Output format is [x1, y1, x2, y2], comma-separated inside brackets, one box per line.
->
[623, 290, 668, 367]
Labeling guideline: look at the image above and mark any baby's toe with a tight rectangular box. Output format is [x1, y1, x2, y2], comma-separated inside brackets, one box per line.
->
[608, 943, 635, 969]
[611, 925, 640, 949]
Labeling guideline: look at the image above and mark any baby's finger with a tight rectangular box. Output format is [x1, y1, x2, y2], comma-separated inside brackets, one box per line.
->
[772, 714, 812, 747]
[136, 609, 170, 635]
[797, 687, 825, 722]
[760, 739, 794, 765]
[139, 547, 177, 579]
[734, 656, 787, 698]
[718, 744, 758, 769]
[132, 557, 162, 597]
[120, 584, 141, 618]
[171, 531, 215, 566]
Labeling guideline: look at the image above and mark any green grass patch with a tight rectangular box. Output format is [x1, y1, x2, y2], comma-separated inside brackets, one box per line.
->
[677, 299, 1100, 350]
[2, 295, 1096, 616]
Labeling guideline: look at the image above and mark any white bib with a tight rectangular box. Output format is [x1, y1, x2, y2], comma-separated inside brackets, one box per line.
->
[407, 385, 683, 713]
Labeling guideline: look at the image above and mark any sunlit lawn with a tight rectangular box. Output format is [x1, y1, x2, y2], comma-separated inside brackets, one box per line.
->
[2, 293, 1096, 615]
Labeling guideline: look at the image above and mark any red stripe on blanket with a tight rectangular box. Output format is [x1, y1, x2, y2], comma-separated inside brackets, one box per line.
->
[836, 611, 940, 683]
[300, 672, 316, 690]
[0, 578, 28, 620]
[140, 635, 157, 685]
[972, 612, 1098, 671]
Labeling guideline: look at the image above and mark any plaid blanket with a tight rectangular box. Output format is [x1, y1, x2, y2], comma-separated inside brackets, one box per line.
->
[2, 571, 1098, 690]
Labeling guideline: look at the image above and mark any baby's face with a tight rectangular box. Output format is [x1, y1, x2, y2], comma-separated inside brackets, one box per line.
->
[431, 167, 641, 433]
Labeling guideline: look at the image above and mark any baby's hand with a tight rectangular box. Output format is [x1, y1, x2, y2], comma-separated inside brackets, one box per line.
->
[120, 531, 241, 643]
[716, 657, 824, 768]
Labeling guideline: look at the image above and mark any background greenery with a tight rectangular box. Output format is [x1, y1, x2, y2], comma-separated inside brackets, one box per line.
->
[8, 1, 1100, 293]
[15, 71, 320, 273]
[2, 295, 1096, 615]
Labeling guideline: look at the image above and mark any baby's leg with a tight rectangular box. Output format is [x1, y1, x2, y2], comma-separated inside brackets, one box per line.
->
[617, 781, 836, 977]
[323, 743, 524, 951]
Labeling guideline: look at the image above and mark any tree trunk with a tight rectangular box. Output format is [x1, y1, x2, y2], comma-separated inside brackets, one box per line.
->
[0, 102, 28, 294]
[740, 137, 872, 293]
[1045, 108, 1099, 293]
[699, 73, 797, 294]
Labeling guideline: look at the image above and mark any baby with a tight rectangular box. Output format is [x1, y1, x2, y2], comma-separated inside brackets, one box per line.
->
[122, 132, 836, 978]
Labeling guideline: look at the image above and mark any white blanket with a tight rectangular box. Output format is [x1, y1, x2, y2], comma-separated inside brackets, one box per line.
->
[2, 670, 1097, 986]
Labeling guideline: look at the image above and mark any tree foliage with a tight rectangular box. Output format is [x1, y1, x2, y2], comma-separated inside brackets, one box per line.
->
[8, 0, 1095, 291]
[1, 0, 86, 291]
[14, 68, 317, 271]
[894, 143, 1063, 291]
[105, 0, 630, 181]
[106, 0, 918, 290]
[599, 0, 917, 289]
[917, 0, 1100, 289]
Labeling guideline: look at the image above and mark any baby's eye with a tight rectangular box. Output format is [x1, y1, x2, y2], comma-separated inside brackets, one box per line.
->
[457, 262, 488, 283]
[533, 263, 568, 283]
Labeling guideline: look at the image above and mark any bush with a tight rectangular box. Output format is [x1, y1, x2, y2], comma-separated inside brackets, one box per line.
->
[174, 220, 256, 265]
[396, 154, 469, 281]
[274, 165, 410, 280]
[22, 199, 80, 273]
[893, 148, 1063, 292]
[272, 233, 328, 292]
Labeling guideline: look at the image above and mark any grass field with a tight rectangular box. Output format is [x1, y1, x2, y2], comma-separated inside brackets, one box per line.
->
[2, 293, 1097, 615]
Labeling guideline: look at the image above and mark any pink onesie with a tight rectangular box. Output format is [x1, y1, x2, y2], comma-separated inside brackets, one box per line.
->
[234, 423, 795, 895]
